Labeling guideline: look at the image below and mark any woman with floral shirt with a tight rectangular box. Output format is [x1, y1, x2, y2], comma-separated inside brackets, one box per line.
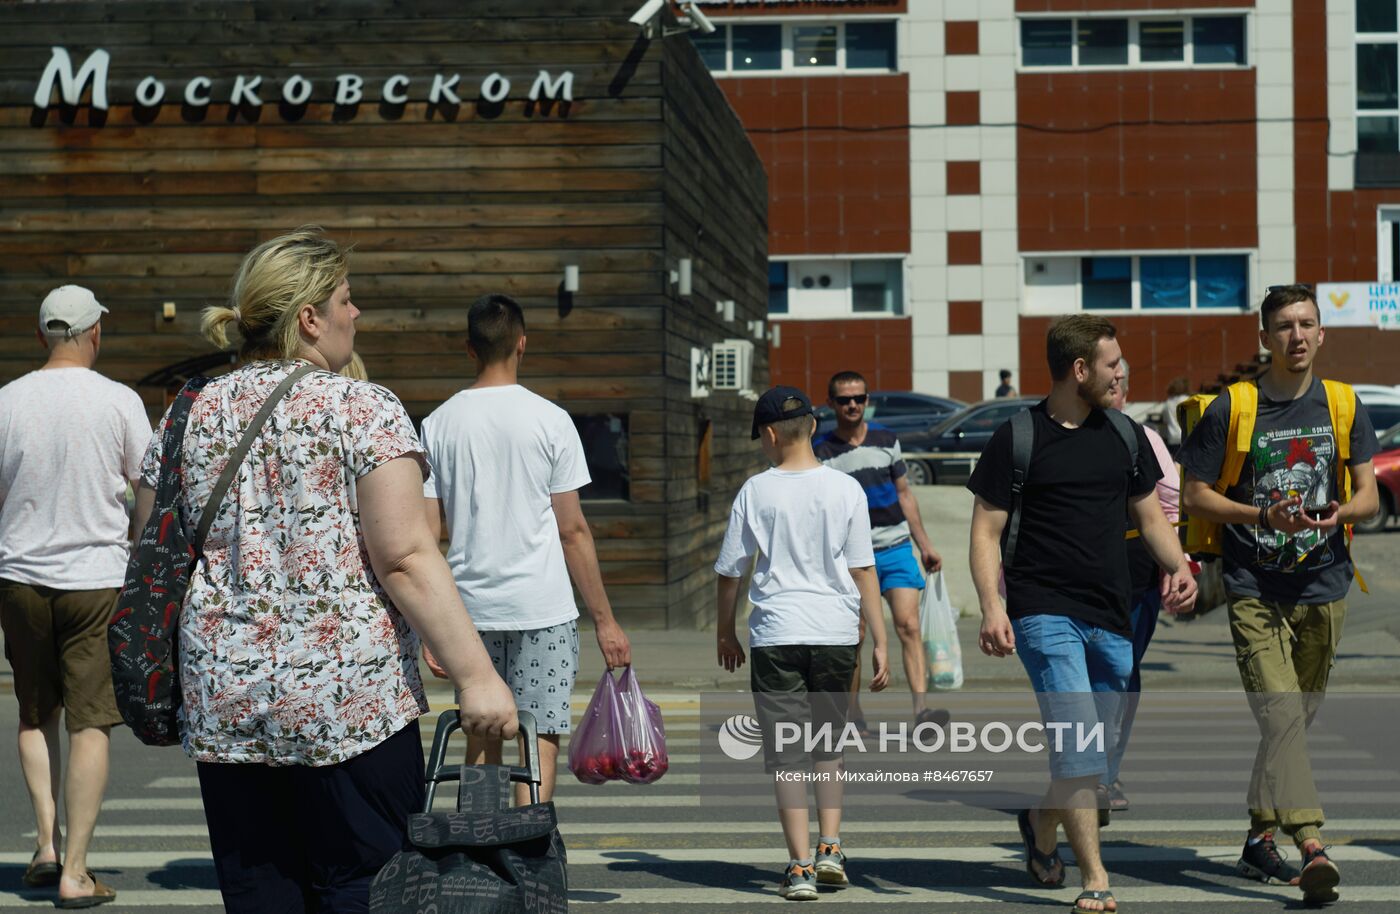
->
[133, 227, 516, 913]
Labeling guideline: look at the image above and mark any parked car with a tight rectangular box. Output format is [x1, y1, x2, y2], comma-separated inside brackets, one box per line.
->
[897, 397, 1039, 486]
[1356, 423, 1400, 534]
[813, 391, 965, 444]
[1357, 392, 1400, 444]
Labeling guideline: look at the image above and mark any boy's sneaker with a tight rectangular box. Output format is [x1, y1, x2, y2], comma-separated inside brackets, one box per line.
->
[1236, 832, 1300, 885]
[1299, 846, 1341, 905]
[814, 842, 848, 886]
[779, 862, 818, 901]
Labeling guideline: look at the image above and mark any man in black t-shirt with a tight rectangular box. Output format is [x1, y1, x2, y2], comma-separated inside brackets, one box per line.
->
[968, 315, 1196, 914]
[1179, 284, 1379, 905]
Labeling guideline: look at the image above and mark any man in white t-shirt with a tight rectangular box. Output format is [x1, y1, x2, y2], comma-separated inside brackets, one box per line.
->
[420, 293, 630, 803]
[0, 285, 151, 908]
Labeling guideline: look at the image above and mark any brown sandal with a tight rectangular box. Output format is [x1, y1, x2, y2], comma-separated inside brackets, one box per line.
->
[22, 849, 61, 888]
[55, 872, 116, 909]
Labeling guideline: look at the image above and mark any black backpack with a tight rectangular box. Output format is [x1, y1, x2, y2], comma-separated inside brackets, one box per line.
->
[109, 365, 316, 746]
[1002, 406, 1140, 569]
[370, 710, 569, 914]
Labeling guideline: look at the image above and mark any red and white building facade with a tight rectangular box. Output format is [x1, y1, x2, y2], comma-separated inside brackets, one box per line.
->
[694, 0, 1399, 402]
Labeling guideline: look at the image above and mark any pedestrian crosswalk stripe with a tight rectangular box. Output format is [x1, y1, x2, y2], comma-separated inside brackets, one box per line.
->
[7, 884, 1400, 909]
[6, 844, 1400, 869]
[565, 886, 1400, 905]
[44, 818, 1400, 840]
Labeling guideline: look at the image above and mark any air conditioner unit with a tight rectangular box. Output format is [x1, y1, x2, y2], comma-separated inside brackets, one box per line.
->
[711, 339, 754, 391]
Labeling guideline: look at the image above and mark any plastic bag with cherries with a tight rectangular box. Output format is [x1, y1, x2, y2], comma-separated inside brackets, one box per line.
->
[568, 666, 668, 785]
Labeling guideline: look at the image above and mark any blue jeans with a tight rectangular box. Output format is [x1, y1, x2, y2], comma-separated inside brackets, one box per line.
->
[1105, 588, 1162, 786]
[1012, 613, 1133, 781]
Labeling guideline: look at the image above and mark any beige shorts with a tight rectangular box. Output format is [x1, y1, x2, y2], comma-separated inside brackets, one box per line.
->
[0, 579, 122, 731]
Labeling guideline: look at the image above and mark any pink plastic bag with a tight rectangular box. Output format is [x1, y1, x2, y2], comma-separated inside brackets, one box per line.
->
[568, 671, 625, 784]
[568, 667, 668, 785]
[615, 666, 668, 784]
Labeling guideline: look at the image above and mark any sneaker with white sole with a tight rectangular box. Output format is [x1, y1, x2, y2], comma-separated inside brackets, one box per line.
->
[814, 842, 848, 886]
[1299, 846, 1340, 905]
[1237, 832, 1300, 886]
[779, 862, 818, 901]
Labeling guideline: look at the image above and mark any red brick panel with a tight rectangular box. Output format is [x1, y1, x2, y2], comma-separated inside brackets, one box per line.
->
[1017, 314, 1260, 398]
[767, 318, 913, 396]
[948, 371, 985, 404]
[703, 0, 907, 15]
[945, 21, 979, 56]
[1017, 70, 1257, 251]
[949, 300, 983, 335]
[948, 231, 982, 265]
[946, 91, 980, 126]
[1312, 328, 1400, 386]
[946, 161, 981, 195]
[720, 75, 910, 256]
[1015, 0, 1252, 10]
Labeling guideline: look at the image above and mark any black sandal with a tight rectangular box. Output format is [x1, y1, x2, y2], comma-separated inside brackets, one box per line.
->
[1071, 889, 1117, 913]
[1018, 808, 1065, 887]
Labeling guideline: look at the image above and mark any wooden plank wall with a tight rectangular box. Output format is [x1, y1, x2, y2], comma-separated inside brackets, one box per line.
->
[658, 40, 769, 628]
[0, 0, 768, 628]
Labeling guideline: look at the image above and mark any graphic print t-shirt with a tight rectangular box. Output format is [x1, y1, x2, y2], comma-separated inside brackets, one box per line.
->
[1178, 379, 1377, 603]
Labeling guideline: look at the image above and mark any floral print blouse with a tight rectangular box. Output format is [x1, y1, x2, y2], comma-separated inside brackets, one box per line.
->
[141, 360, 429, 766]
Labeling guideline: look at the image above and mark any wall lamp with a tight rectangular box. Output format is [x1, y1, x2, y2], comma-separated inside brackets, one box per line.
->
[671, 257, 693, 297]
[563, 265, 579, 293]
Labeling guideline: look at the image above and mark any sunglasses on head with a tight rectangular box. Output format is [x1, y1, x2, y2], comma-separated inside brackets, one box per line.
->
[1267, 283, 1315, 294]
[833, 394, 869, 406]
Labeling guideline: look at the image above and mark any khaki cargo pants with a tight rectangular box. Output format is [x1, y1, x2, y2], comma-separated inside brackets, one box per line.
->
[1229, 595, 1345, 849]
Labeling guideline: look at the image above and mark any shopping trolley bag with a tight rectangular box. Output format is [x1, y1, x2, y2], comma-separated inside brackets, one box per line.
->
[369, 709, 568, 914]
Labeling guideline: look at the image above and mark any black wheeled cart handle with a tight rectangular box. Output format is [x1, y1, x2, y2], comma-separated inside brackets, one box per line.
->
[423, 709, 543, 811]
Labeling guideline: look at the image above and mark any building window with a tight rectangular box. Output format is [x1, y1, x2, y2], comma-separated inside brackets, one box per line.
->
[572, 414, 629, 501]
[732, 23, 782, 71]
[768, 262, 789, 314]
[1024, 254, 1251, 314]
[769, 258, 905, 318]
[691, 20, 897, 74]
[1019, 15, 1248, 69]
[1358, 7, 1400, 159]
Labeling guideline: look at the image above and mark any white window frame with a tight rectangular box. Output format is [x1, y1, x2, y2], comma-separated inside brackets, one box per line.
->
[1016, 11, 1251, 72]
[768, 254, 908, 321]
[697, 17, 899, 76]
[1019, 250, 1257, 315]
[1377, 206, 1400, 281]
[1357, 9, 1400, 153]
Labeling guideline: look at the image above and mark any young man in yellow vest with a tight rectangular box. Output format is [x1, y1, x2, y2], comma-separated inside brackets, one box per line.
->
[1179, 284, 1380, 906]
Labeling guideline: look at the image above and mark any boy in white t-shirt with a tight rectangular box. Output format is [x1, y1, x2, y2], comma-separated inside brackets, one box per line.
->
[715, 386, 889, 901]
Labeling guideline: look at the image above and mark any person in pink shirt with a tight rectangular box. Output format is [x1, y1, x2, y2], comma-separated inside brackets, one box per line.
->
[1102, 357, 1180, 813]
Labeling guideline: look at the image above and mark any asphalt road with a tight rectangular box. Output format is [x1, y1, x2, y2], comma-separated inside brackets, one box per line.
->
[0, 528, 1396, 911]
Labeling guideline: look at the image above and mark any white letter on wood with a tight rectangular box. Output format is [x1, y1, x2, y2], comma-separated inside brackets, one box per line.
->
[528, 70, 573, 102]
[335, 74, 364, 106]
[281, 74, 312, 105]
[135, 76, 166, 107]
[184, 76, 212, 107]
[429, 73, 461, 105]
[382, 74, 410, 104]
[480, 72, 511, 104]
[230, 75, 263, 107]
[33, 47, 111, 110]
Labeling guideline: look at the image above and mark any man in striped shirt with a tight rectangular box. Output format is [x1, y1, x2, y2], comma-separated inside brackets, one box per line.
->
[814, 371, 944, 726]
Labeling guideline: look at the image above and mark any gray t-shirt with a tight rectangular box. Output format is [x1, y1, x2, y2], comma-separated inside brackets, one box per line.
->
[1178, 379, 1377, 603]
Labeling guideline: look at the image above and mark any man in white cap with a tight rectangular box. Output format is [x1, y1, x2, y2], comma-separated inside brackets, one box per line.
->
[0, 285, 150, 908]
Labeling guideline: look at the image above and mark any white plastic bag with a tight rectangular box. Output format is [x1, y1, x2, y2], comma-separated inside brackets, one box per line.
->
[920, 571, 963, 690]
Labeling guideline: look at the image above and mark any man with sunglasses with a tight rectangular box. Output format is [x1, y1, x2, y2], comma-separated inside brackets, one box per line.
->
[1179, 284, 1379, 905]
[814, 371, 944, 729]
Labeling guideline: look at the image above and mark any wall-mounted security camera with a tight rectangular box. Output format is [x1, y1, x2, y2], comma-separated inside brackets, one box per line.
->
[629, 0, 667, 27]
[679, 2, 717, 35]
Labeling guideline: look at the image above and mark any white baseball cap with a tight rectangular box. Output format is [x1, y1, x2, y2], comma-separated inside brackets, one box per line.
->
[39, 285, 108, 338]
